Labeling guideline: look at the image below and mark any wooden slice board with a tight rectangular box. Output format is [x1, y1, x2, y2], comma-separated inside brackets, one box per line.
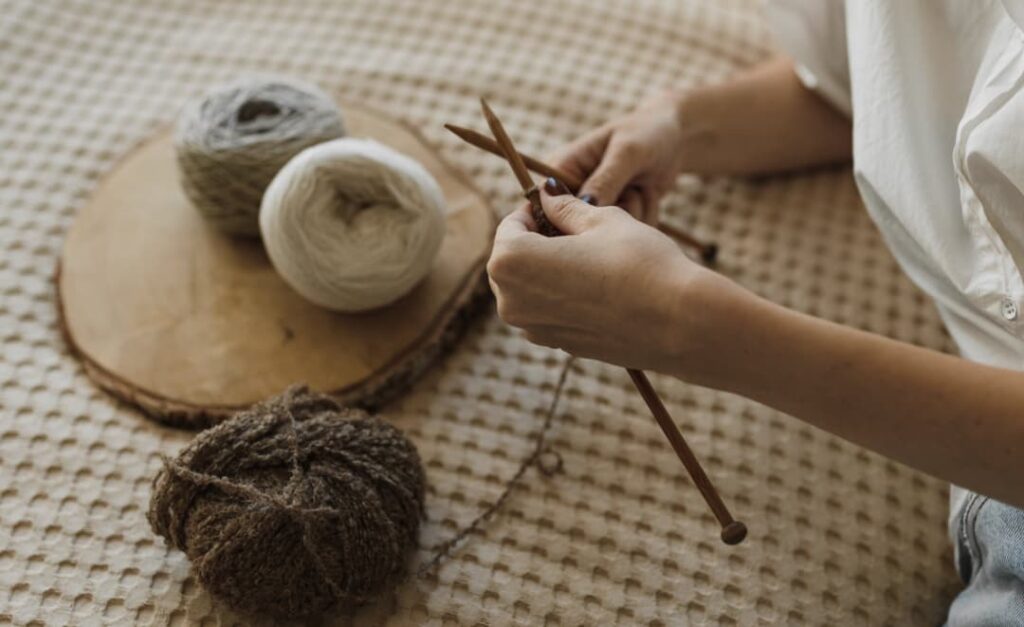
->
[57, 102, 496, 429]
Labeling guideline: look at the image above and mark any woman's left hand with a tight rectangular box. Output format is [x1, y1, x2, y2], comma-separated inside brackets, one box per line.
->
[488, 178, 717, 377]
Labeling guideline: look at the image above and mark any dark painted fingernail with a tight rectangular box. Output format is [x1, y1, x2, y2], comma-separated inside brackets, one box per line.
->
[544, 177, 571, 196]
[578, 193, 597, 205]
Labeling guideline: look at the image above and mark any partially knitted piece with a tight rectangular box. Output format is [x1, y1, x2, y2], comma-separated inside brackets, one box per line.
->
[147, 386, 424, 619]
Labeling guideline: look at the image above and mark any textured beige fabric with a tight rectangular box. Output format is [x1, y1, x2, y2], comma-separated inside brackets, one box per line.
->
[0, 0, 963, 625]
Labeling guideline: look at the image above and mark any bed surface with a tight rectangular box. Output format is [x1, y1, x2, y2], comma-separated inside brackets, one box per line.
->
[0, 1, 960, 624]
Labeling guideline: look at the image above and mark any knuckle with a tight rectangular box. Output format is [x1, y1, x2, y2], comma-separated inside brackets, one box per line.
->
[486, 254, 505, 280]
[548, 195, 577, 213]
[487, 242, 519, 280]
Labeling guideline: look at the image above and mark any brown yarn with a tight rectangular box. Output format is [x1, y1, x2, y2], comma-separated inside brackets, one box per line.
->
[147, 386, 425, 619]
[148, 356, 575, 618]
[531, 202, 561, 238]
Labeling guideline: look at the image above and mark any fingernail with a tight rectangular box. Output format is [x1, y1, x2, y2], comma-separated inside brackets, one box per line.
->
[544, 177, 571, 196]
[578, 193, 597, 205]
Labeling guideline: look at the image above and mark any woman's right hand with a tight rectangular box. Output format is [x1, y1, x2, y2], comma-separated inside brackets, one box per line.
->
[549, 89, 692, 225]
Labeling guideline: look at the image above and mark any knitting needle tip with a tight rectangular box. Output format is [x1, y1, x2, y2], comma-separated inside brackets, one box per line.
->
[443, 123, 474, 146]
[479, 96, 494, 118]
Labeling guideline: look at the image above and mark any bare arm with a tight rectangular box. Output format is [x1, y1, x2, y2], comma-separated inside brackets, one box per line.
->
[490, 192, 1024, 509]
[687, 273, 1024, 507]
[675, 57, 852, 176]
[552, 57, 851, 223]
[667, 62, 1022, 495]
[487, 59, 1024, 508]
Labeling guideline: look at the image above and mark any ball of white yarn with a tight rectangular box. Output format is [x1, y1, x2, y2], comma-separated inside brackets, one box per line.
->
[176, 78, 346, 236]
[260, 138, 447, 312]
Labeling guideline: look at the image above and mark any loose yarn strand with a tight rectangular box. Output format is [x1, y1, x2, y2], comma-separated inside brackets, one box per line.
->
[417, 355, 575, 577]
[282, 396, 306, 500]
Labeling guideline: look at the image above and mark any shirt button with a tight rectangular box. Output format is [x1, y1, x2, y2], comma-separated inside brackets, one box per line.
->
[1001, 297, 1019, 321]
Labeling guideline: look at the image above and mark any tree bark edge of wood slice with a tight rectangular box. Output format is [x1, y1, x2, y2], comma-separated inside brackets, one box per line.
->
[56, 101, 497, 429]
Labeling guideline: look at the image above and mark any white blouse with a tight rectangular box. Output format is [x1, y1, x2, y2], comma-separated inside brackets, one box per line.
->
[767, 0, 1024, 370]
[765, 1, 1024, 520]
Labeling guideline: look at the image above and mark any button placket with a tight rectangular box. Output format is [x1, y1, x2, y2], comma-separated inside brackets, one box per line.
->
[1001, 297, 1019, 321]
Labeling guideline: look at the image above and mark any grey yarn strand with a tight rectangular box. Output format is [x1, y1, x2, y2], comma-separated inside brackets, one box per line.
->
[175, 78, 346, 236]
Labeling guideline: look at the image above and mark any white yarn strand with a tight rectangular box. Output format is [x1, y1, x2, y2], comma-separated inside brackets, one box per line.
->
[176, 78, 346, 236]
[260, 138, 447, 312]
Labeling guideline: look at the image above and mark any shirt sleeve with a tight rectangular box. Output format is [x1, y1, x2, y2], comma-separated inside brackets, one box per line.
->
[763, 0, 852, 117]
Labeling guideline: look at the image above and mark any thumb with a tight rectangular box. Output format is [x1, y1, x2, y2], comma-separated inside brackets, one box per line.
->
[540, 177, 596, 235]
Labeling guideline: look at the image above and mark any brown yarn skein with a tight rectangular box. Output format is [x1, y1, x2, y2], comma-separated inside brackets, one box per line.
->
[147, 386, 425, 619]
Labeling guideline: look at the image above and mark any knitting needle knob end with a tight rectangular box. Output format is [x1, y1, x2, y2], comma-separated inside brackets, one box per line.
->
[721, 520, 747, 545]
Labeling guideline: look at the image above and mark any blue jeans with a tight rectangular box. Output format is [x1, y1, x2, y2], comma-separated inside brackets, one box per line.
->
[947, 487, 1024, 625]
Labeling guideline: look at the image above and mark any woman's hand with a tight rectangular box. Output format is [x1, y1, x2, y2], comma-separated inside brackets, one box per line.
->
[549, 90, 690, 225]
[550, 59, 856, 219]
[488, 178, 724, 378]
[485, 61, 1024, 507]
[489, 182, 1024, 510]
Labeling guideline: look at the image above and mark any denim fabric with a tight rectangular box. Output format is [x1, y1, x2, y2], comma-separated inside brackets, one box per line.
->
[947, 487, 1024, 626]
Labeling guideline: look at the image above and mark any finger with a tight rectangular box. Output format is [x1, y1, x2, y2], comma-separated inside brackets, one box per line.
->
[540, 178, 599, 235]
[546, 125, 612, 191]
[494, 202, 535, 241]
[640, 187, 661, 226]
[619, 187, 644, 220]
[494, 291, 523, 329]
[577, 139, 639, 207]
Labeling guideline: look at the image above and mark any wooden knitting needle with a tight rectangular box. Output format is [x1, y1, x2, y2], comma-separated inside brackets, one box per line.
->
[627, 370, 747, 545]
[477, 98, 746, 545]
[444, 123, 719, 263]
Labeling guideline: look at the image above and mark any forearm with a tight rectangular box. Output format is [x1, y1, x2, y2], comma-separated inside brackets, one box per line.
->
[673, 57, 852, 176]
[678, 272, 1024, 507]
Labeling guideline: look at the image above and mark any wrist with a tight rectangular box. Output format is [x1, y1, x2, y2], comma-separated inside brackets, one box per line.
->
[663, 265, 767, 389]
[672, 87, 719, 174]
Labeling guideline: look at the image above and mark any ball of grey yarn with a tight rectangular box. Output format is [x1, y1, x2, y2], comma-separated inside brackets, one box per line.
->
[175, 78, 346, 236]
[147, 386, 425, 619]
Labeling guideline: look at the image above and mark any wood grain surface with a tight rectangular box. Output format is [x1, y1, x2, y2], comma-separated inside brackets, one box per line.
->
[57, 102, 496, 428]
